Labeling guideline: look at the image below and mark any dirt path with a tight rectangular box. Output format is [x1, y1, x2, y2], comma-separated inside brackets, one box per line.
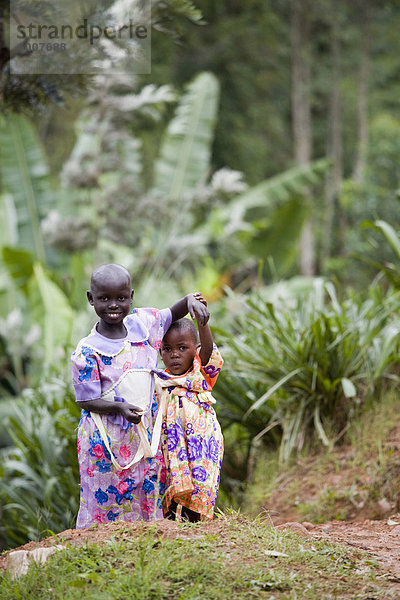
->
[311, 518, 400, 581]
[275, 516, 400, 583]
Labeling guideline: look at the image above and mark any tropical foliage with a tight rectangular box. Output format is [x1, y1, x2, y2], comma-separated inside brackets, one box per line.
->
[361, 219, 400, 288]
[215, 279, 400, 465]
[0, 376, 80, 547]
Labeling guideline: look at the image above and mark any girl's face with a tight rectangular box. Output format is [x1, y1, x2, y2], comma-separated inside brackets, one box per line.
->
[160, 328, 197, 375]
[87, 280, 133, 328]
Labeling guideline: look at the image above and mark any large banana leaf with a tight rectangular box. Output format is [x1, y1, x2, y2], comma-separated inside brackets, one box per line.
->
[0, 114, 53, 260]
[1, 245, 34, 294]
[222, 159, 329, 235]
[248, 198, 309, 276]
[0, 194, 18, 246]
[28, 263, 75, 365]
[153, 71, 220, 202]
[0, 246, 34, 322]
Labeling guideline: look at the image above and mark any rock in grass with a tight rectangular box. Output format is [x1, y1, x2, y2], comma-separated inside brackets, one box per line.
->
[6, 545, 66, 579]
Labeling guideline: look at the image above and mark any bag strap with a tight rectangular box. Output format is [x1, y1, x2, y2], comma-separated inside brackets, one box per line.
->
[91, 412, 144, 471]
[90, 388, 166, 472]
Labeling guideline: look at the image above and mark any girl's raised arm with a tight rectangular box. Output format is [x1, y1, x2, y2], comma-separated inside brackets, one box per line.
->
[197, 321, 214, 366]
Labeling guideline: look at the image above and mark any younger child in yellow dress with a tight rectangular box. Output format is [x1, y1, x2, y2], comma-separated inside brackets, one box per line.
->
[157, 308, 223, 522]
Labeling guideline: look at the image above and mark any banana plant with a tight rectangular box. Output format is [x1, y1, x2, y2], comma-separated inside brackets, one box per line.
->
[147, 73, 329, 284]
[1, 247, 75, 371]
[199, 160, 330, 277]
[0, 114, 53, 262]
[142, 72, 220, 289]
[153, 71, 219, 202]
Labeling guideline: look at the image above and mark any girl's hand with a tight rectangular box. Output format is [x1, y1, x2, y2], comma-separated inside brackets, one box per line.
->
[192, 292, 208, 307]
[118, 402, 142, 424]
[169, 292, 209, 324]
[188, 293, 209, 326]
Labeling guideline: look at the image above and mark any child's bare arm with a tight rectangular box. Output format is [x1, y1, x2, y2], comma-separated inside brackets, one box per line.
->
[78, 399, 142, 424]
[169, 293, 209, 326]
[193, 294, 213, 365]
[198, 321, 214, 366]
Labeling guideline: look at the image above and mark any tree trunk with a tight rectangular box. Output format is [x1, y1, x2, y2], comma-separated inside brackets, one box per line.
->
[352, 6, 370, 183]
[291, 0, 315, 276]
[322, 5, 343, 263]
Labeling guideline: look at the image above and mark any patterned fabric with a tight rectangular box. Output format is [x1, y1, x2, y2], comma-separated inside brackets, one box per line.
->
[158, 345, 224, 520]
[71, 307, 171, 528]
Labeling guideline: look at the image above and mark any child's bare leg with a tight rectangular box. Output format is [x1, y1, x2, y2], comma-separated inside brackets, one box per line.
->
[165, 500, 178, 520]
[181, 506, 201, 523]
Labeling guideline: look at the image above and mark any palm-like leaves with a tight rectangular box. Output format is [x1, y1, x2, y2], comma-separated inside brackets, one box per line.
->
[215, 280, 400, 462]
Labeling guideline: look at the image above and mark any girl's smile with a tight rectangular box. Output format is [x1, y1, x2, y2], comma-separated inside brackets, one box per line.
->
[87, 278, 134, 338]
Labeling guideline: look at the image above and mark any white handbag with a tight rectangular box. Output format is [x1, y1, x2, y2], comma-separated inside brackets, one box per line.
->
[90, 369, 166, 471]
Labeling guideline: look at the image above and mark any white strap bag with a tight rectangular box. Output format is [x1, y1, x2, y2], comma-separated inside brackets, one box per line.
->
[90, 369, 166, 471]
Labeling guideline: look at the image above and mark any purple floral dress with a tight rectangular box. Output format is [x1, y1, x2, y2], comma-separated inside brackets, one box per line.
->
[71, 307, 171, 528]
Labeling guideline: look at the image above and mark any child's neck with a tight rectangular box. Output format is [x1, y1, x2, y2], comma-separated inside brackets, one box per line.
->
[96, 321, 127, 339]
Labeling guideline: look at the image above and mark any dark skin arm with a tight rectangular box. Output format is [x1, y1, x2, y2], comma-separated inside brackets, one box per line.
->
[190, 294, 213, 365]
[169, 293, 209, 326]
[78, 399, 142, 424]
[198, 320, 214, 366]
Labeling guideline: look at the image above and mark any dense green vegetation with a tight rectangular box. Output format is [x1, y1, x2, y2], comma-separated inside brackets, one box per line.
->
[1, 0, 400, 553]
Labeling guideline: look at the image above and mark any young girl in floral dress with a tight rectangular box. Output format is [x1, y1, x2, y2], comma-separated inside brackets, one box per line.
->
[157, 307, 224, 522]
[71, 263, 209, 528]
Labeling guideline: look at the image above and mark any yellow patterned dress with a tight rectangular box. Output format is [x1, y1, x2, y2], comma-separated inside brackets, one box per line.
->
[158, 345, 224, 519]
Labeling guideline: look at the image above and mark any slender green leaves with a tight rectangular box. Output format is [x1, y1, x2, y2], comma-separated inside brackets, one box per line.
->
[215, 280, 400, 462]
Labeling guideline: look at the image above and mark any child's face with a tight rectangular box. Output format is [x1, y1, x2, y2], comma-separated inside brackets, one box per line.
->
[87, 279, 133, 327]
[160, 329, 197, 375]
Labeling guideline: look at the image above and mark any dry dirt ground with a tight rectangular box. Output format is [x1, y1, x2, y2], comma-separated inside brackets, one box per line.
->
[277, 517, 400, 582]
[1, 515, 400, 586]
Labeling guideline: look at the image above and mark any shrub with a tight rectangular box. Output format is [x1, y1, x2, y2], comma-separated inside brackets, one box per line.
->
[0, 376, 80, 548]
[215, 280, 400, 463]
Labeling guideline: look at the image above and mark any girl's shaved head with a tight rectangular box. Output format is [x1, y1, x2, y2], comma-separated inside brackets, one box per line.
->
[90, 264, 131, 291]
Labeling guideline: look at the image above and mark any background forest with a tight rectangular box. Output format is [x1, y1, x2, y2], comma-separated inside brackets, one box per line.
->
[1, 0, 400, 549]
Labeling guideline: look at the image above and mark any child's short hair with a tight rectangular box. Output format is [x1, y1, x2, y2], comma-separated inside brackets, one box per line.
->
[166, 318, 198, 345]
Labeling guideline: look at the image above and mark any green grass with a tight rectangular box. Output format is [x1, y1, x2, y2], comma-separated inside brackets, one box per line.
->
[0, 514, 394, 599]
